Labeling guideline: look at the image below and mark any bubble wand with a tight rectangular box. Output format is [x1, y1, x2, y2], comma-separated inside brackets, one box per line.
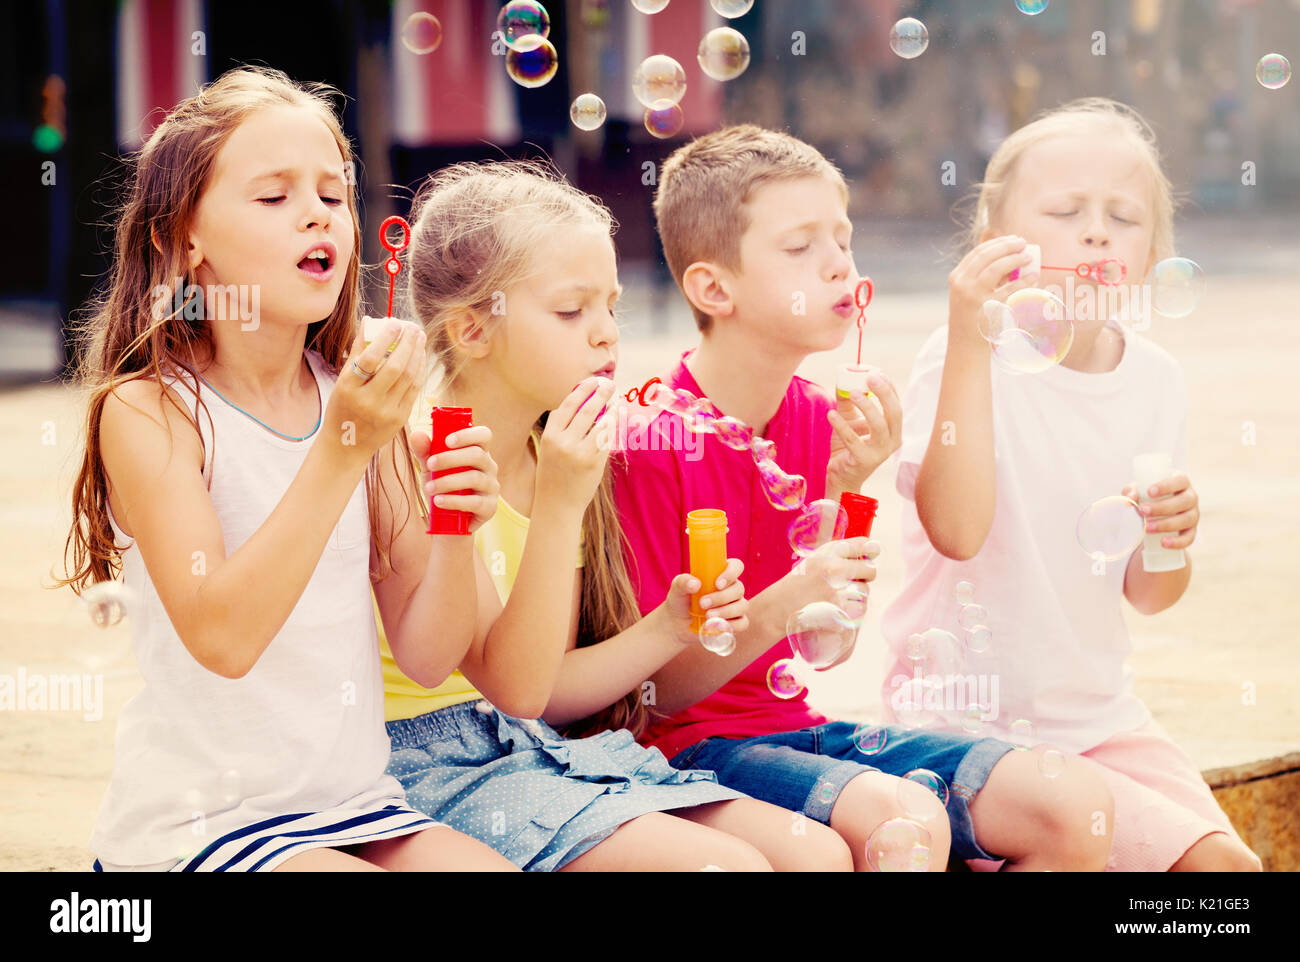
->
[1009, 246, 1127, 287]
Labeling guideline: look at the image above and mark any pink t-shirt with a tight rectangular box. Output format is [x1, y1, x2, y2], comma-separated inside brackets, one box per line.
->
[613, 350, 831, 763]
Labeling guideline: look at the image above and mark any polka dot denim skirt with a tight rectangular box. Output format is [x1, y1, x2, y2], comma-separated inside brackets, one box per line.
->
[385, 700, 745, 871]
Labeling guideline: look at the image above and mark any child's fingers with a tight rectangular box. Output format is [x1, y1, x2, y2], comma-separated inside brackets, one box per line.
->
[549, 377, 601, 432]
[849, 391, 889, 447]
[1145, 507, 1198, 534]
[963, 235, 1027, 279]
[827, 410, 869, 454]
[1146, 472, 1191, 499]
[699, 580, 744, 611]
[714, 557, 745, 590]
[569, 379, 617, 438]
[426, 469, 496, 497]
[865, 373, 903, 439]
[670, 572, 702, 597]
[703, 599, 749, 624]
[428, 443, 494, 474]
[982, 249, 1037, 292]
[444, 424, 492, 451]
[409, 429, 432, 464]
[1120, 483, 1139, 502]
[1139, 490, 1196, 518]
[430, 492, 491, 513]
[1163, 528, 1196, 549]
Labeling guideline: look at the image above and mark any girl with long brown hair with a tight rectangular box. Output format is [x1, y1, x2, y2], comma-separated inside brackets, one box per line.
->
[56, 66, 515, 872]
[380, 159, 855, 871]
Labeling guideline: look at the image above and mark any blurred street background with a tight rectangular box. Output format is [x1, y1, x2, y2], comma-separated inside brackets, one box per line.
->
[1, 0, 1298, 869]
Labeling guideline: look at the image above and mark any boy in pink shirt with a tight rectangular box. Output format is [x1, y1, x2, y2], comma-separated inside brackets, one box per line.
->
[614, 124, 1114, 871]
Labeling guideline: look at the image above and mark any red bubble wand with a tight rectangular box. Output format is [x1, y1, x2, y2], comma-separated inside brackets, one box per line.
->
[854, 277, 874, 366]
[379, 215, 411, 316]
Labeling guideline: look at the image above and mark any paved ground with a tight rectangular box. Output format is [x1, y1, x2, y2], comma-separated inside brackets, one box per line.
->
[3, 216, 1297, 870]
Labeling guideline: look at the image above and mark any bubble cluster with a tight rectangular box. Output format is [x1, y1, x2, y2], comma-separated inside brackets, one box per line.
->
[786, 602, 855, 670]
[569, 93, 607, 131]
[699, 616, 736, 656]
[1151, 258, 1206, 319]
[496, 1, 550, 49]
[1256, 53, 1292, 90]
[1076, 495, 1144, 562]
[853, 724, 888, 755]
[400, 13, 443, 54]
[698, 27, 751, 81]
[506, 36, 559, 88]
[957, 603, 988, 631]
[866, 818, 932, 872]
[766, 658, 806, 699]
[889, 18, 929, 59]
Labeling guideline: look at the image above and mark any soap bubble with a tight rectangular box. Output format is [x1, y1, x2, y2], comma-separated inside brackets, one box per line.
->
[750, 437, 776, 463]
[1151, 258, 1206, 319]
[1256, 53, 1292, 90]
[835, 585, 869, 627]
[496, 1, 550, 49]
[644, 102, 685, 139]
[816, 781, 836, 804]
[913, 627, 963, 677]
[788, 499, 848, 558]
[757, 461, 807, 510]
[82, 581, 135, 629]
[1076, 495, 1144, 562]
[569, 93, 607, 131]
[713, 416, 754, 451]
[888, 17, 929, 59]
[400, 13, 443, 54]
[961, 704, 986, 734]
[954, 580, 975, 605]
[698, 27, 751, 81]
[1039, 749, 1066, 778]
[866, 818, 932, 872]
[631, 0, 669, 12]
[853, 725, 888, 755]
[710, 0, 754, 17]
[786, 602, 855, 669]
[506, 36, 558, 88]
[685, 396, 722, 434]
[766, 658, 806, 699]
[632, 55, 687, 109]
[966, 625, 992, 654]
[699, 616, 736, 656]
[1015, 0, 1049, 14]
[900, 768, 949, 813]
[990, 289, 1073, 375]
[957, 603, 988, 631]
[1009, 718, 1035, 749]
[905, 633, 927, 663]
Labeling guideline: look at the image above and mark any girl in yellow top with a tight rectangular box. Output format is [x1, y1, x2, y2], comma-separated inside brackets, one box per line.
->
[378, 160, 855, 870]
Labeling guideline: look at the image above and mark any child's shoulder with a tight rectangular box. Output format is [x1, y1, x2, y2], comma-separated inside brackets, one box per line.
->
[788, 372, 834, 410]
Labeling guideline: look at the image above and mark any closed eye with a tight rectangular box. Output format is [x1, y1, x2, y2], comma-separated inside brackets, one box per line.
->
[1111, 214, 1136, 225]
[557, 309, 582, 320]
[1047, 211, 1076, 218]
[321, 196, 344, 206]
[258, 196, 285, 205]
[785, 244, 810, 254]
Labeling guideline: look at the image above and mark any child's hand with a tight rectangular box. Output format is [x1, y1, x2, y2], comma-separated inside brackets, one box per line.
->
[765, 538, 879, 613]
[1121, 472, 1199, 551]
[660, 558, 749, 647]
[327, 319, 427, 462]
[827, 370, 903, 497]
[535, 377, 618, 515]
[947, 235, 1038, 347]
[411, 424, 500, 534]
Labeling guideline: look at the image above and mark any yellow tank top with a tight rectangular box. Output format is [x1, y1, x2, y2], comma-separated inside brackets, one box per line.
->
[378, 490, 584, 722]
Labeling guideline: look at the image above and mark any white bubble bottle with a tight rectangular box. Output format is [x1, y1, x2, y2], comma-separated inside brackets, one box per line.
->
[1132, 452, 1187, 572]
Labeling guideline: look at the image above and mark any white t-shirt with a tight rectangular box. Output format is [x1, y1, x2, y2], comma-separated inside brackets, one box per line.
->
[879, 321, 1188, 754]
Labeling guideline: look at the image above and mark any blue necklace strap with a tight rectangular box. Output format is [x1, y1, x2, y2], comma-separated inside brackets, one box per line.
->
[193, 354, 322, 442]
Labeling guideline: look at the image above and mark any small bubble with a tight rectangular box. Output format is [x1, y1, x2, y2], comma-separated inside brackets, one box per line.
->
[957, 603, 988, 631]
[1015, 0, 1049, 14]
[852, 725, 888, 755]
[400, 13, 443, 54]
[966, 625, 992, 654]
[1076, 495, 1144, 562]
[1151, 257, 1206, 318]
[506, 36, 559, 88]
[866, 818, 932, 872]
[1039, 749, 1066, 778]
[786, 602, 855, 669]
[496, 1, 550, 49]
[632, 55, 687, 109]
[787, 499, 848, 558]
[698, 26, 751, 81]
[766, 658, 806, 700]
[954, 580, 975, 605]
[888, 17, 929, 59]
[899, 768, 949, 817]
[699, 616, 736, 656]
[710, 0, 754, 17]
[1256, 53, 1291, 90]
[644, 102, 685, 139]
[569, 93, 607, 131]
[1009, 718, 1035, 750]
[960, 704, 986, 734]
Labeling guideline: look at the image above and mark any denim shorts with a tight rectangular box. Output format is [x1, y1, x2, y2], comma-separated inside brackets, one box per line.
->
[386, 700, 745, 871]
[669, 722, 1014, 861]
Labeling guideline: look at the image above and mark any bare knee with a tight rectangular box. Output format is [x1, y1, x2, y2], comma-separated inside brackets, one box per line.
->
[787, 820, 855, 872]
[832, 772, 951, 872]
[1172, 834, 1262, 872]
[702, 833, 774, 872]
[1027, 754, 1114, 871]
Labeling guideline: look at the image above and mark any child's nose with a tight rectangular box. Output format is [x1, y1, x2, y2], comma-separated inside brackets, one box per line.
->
[1080, 214, 1110, 247]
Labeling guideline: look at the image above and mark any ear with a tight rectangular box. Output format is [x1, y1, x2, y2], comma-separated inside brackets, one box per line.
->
[681, 261, 735, 324]
[446, 309, 491, 360]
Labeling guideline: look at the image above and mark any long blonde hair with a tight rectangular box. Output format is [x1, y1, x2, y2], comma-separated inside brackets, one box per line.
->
[404, 159, 650, 739]
[964, 97, 1177, 266]
[55, 65, 417, 597]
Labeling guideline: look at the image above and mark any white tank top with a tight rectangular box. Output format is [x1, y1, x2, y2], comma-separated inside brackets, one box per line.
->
[91, 349, 404, 867]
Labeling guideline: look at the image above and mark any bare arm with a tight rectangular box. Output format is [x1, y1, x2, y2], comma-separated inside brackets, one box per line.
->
[915, 235, 1035, 561]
